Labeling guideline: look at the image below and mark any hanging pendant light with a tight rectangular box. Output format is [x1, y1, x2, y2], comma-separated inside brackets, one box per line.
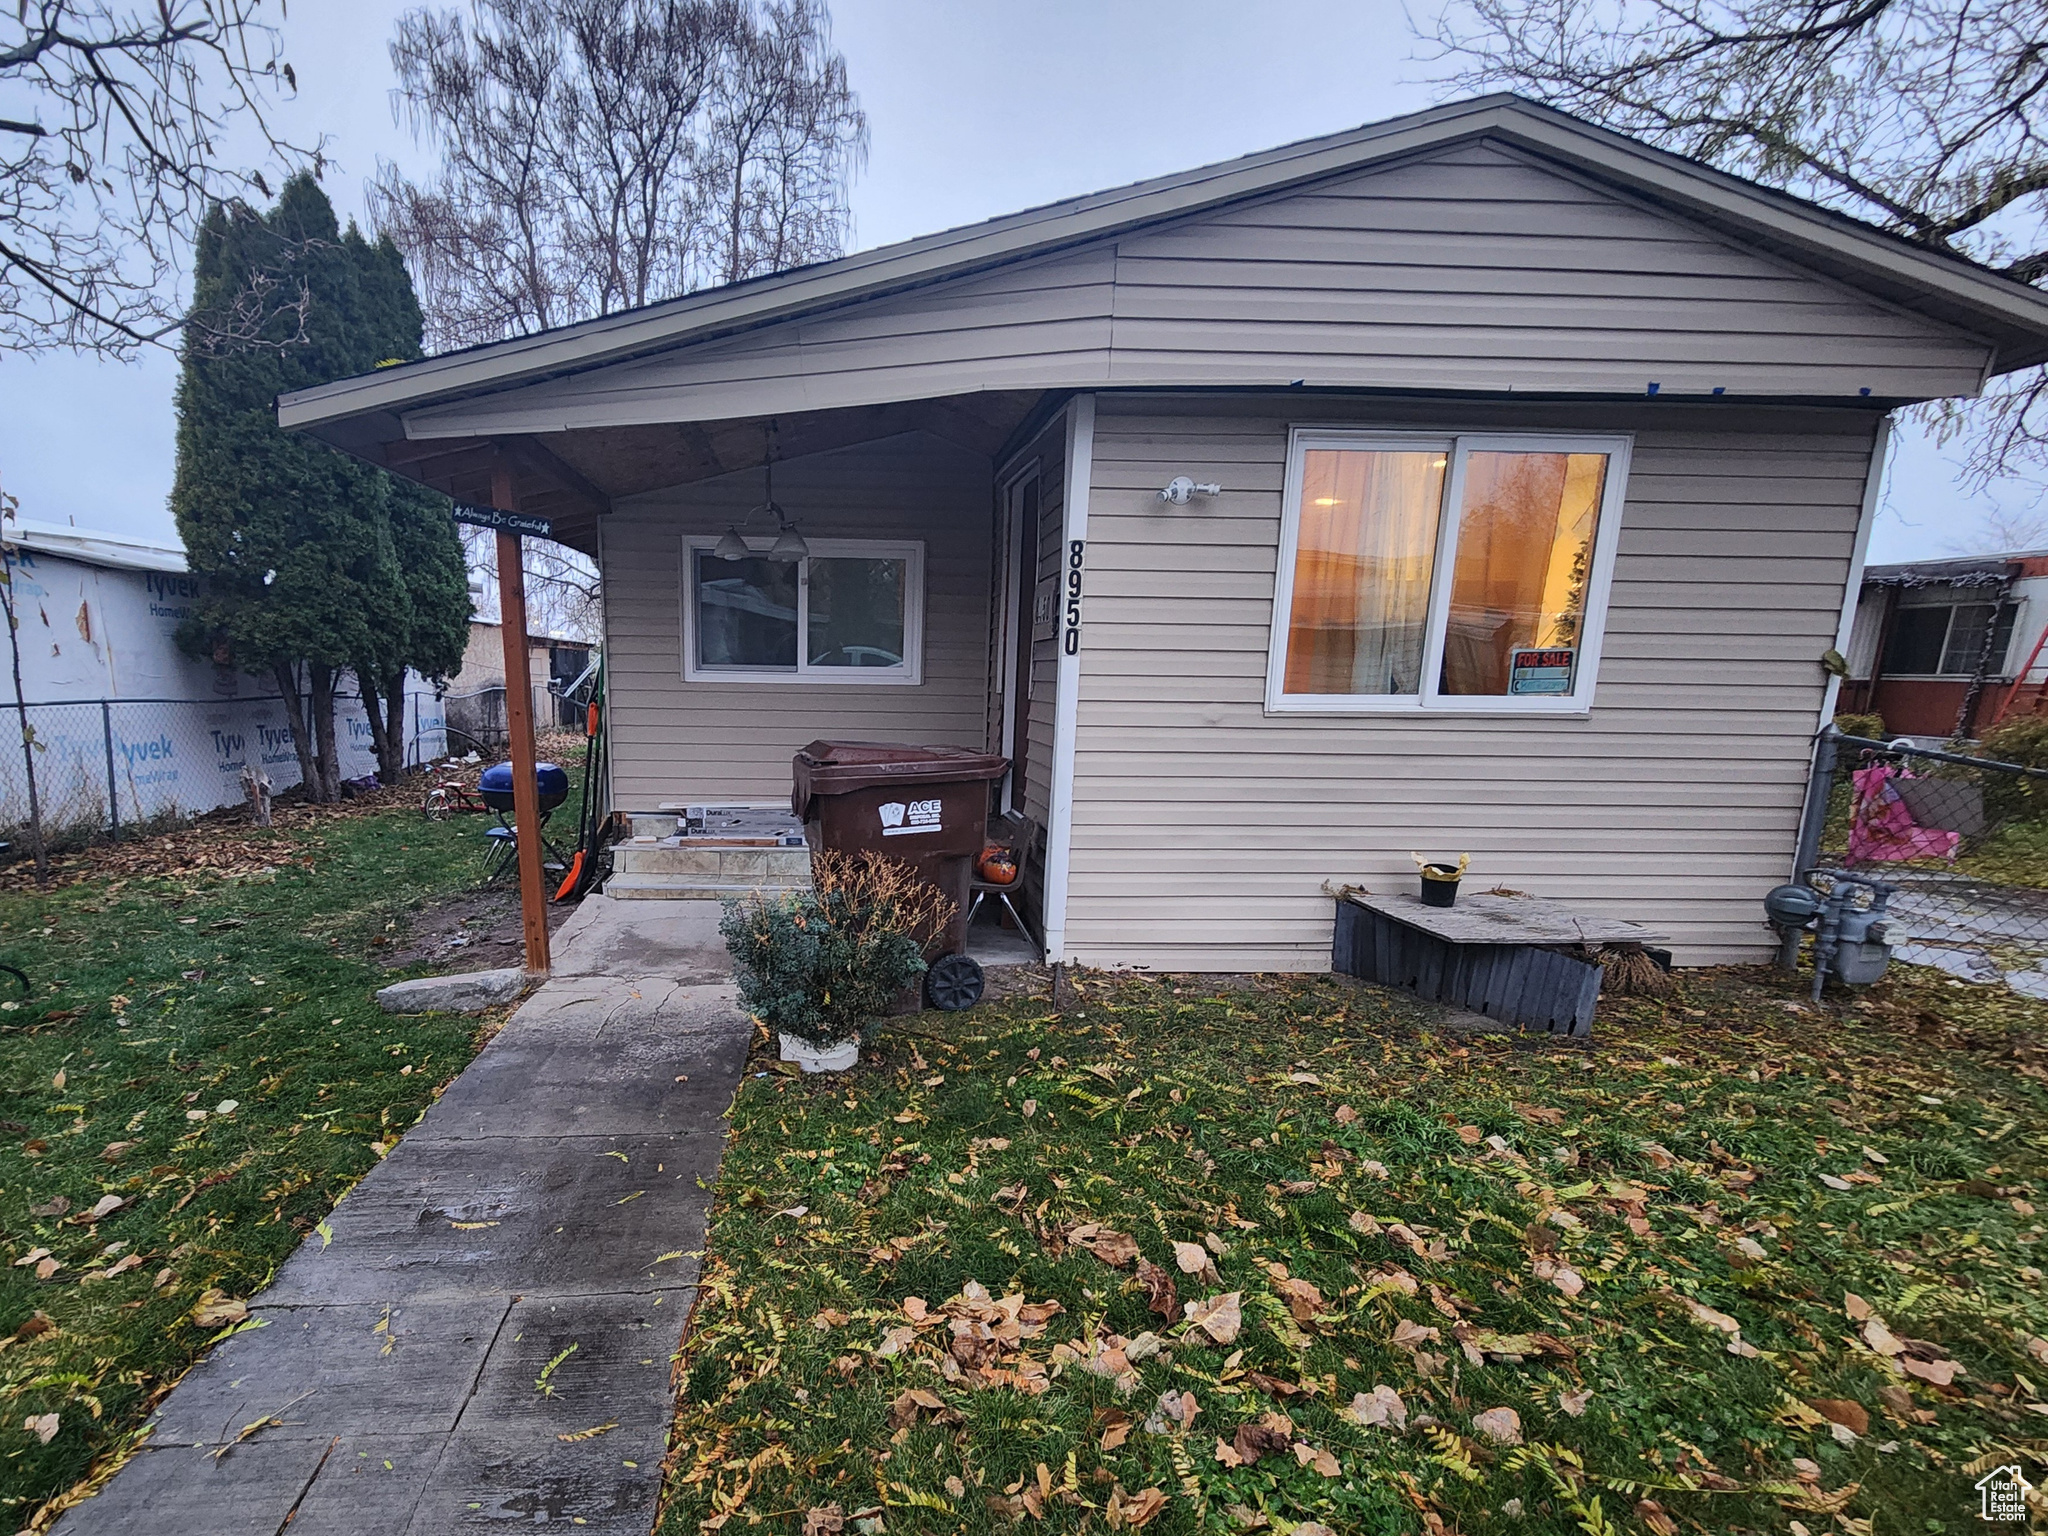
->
[713, 421, 804, 563]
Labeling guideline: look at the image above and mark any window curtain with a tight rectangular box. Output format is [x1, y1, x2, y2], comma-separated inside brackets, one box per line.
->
[1284, 449, 1446, 694]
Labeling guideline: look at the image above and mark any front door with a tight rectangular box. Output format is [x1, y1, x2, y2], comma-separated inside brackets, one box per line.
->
[1002, 471, 1041, 813]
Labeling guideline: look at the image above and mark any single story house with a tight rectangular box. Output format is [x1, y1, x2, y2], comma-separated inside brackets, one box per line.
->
[279, 94, 2048, 970]
[1839, 549, 2048, 739]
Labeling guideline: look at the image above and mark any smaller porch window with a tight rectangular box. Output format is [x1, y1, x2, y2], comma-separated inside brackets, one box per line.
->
[682, 537, 925, 684]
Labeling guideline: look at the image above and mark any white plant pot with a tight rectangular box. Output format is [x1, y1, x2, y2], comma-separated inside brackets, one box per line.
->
[779, 1032, 860, 1073]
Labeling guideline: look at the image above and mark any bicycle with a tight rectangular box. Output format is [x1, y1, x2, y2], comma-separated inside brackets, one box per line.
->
[422, 777, 489, 820]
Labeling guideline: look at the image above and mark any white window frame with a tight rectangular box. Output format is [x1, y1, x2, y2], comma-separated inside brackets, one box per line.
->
[1265, 427, 1633, 716]
[682, 535, 926, 685]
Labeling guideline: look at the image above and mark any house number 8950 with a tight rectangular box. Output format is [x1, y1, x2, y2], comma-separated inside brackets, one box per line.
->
[1062, 540, 1085, 656]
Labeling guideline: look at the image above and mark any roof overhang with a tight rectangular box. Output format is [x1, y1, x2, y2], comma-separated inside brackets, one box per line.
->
[277, 94, 2048, 552]
[280, 93, 2048, 443]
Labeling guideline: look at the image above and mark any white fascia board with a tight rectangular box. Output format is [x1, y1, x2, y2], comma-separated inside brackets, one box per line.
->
[1039, 395, 1095, 966]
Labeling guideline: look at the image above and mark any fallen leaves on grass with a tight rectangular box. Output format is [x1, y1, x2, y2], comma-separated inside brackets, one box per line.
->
[1181, 1291, 1242, 1346]
[189, 1290, 248, 1328]
[1065, 1222, 1139, 1267]
[1103, 1485, 1168, 1529]
[1471, 1406, 1523, 1444]
[1344, 1384, 1408, 1430]
[1135, 1259, 1177, 1321]
[661, 961, 2048, 1534]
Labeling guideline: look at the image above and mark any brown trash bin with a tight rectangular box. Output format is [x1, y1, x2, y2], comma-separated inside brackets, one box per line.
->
[791, 740, 1009, 957]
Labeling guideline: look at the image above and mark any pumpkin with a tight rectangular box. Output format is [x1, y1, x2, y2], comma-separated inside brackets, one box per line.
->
[978, 845, 1020, 886]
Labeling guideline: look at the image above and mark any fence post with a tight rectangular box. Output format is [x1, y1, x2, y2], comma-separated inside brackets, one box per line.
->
[1792, 724, 1839, 881]
[101, 700, 120, 839]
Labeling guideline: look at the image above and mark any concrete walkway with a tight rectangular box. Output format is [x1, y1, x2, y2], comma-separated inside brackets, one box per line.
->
[54, 898, 748, 1536]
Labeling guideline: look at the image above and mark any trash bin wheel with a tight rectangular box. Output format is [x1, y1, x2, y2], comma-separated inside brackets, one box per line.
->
[925, 953, 985, 1012]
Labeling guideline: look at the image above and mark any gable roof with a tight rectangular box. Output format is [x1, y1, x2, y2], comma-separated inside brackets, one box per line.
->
[280, 94, 2048, 436]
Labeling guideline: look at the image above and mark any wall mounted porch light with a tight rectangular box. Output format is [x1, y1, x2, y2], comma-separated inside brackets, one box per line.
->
[1158, 475, 1222, 506]
[715, 421, 810, 562]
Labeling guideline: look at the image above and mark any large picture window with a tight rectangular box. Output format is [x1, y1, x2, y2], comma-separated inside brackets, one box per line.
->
[1267, 431, 1630, 714]
[683, 537, 924, 684]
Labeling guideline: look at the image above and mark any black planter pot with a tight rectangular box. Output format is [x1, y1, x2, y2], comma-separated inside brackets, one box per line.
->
[1418, 865, 1461, 907]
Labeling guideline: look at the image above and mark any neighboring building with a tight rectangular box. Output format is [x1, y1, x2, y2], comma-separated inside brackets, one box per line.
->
[280, 95, 2048, 969]
[446, 619, 594, 736]
[1840, 549, 2048, 739]
[0, 517, 445, 831]
[1, 519, 217, 700]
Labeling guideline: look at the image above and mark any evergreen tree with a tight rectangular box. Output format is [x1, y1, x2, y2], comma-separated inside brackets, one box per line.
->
[347, 229, 471, 783]
[172, 175, 409, 802]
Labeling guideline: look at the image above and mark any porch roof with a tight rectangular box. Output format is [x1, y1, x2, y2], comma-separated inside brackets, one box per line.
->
[279, 93, 2048, 553]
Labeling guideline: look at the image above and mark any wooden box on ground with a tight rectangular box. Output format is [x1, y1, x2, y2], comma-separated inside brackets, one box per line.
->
[1331, 891, 1665, 1038]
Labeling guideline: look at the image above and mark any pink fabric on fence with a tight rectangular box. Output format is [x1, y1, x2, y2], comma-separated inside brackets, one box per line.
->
[1845, 764, 1960, 864]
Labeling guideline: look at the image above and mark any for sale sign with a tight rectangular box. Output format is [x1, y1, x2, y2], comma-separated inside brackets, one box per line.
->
[1509, 647, 1576, 695]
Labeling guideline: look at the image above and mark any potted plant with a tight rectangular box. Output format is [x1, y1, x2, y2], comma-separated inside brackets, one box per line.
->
[720, 851, 955, 1072]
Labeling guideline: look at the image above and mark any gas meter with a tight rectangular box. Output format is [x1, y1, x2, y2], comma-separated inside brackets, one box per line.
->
[1764, 872, 1896, 1000]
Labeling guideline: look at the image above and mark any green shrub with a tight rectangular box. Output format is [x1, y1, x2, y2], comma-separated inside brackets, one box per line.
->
[1979, 714, 2048, 771]
[720, 851, 955, 1047]
[1976, 715, 2048, 825]
[1831, 711, 1887, 742]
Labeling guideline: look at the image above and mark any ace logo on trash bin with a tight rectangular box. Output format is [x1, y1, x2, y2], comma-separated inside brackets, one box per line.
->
[878, 799, 942, 837]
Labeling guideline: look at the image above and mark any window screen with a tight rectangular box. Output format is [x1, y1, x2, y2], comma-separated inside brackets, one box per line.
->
[1438, 451, 1607, 697]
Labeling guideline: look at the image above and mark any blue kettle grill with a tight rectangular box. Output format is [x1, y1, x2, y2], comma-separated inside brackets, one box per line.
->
[478, 762, 572, 885]
[479, 760, 570, 814]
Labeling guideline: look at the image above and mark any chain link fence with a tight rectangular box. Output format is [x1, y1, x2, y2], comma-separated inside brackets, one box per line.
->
[0, 689, 449, 847]
[1800, 731, 2048, 996]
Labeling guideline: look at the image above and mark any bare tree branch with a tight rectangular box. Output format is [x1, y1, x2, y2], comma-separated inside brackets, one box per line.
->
[0, 0, 318, 357]
[367, 0, 865, 353]
[1428, 0, 2048, 485]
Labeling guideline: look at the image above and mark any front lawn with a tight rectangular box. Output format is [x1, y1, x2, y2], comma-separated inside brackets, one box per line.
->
[667, 965, 2048, 1534]
[0, 784, 534, 1523]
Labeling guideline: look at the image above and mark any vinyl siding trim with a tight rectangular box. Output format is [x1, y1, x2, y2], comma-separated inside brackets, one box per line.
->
[1042, 396, 1095, 964]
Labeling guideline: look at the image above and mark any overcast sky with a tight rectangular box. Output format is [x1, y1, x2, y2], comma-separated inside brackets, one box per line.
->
[1, 0, 2038, 563]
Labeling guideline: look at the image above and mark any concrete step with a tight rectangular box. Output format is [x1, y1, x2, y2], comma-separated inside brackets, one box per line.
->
[612, 844, 812, 881]
[604, 875, 808, 902]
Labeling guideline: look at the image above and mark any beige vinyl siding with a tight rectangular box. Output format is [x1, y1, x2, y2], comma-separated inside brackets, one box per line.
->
[600, 432, 993, 807]
[402, 143, 1991, 440]
[1064, 394, 1878, 973]
[408, 250, 1118, 436]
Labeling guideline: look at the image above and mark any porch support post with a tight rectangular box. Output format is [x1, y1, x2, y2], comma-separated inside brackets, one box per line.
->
[1041, 394, 1095, 966]
[493, 465, 552, 977]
